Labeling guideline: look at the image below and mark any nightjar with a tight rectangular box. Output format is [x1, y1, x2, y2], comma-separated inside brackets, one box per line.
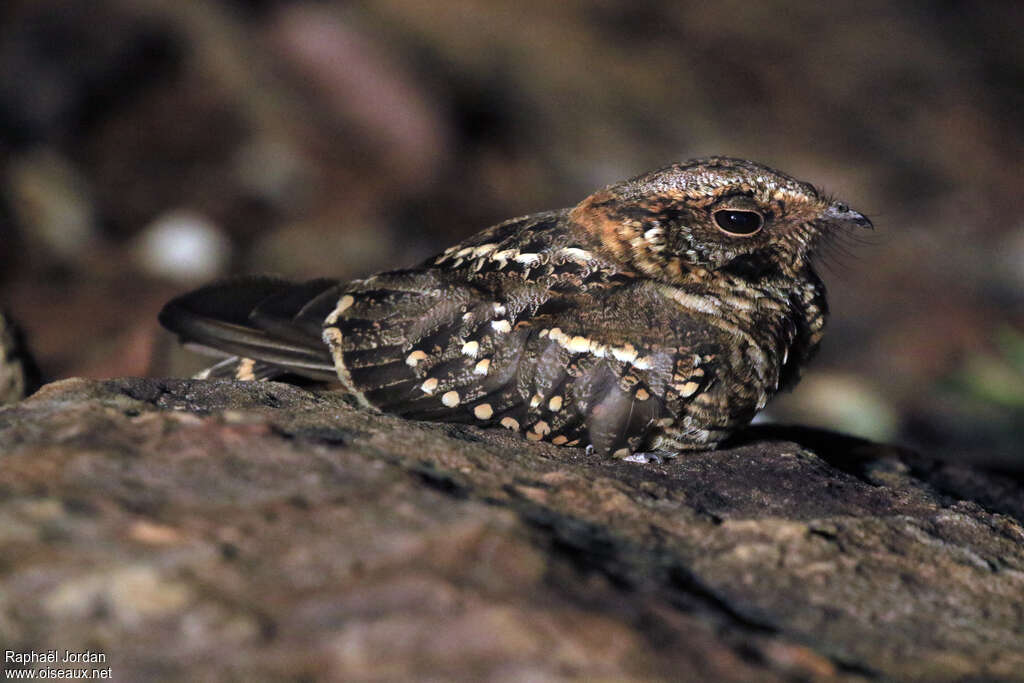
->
[159, 157, 871, 457]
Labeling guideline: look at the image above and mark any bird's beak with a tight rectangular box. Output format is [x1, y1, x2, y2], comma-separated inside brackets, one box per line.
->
[824, 202, 873, 230]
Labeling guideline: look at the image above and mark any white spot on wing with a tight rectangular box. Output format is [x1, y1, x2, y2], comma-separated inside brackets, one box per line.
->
[491, 249, 517, 264]
[472, 243, 498, 257]
[566, 336, 591, 353]
[514, 253, 540, 264]
[325, 295, 355, 325]
[611, 344, 638, 363]
[680, 381, 699, 397]
[406, 350, 428, 367]
[559, 247, 592, 261]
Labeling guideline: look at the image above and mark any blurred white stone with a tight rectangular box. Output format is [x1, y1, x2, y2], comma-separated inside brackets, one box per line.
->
[136, 210, 231, 283]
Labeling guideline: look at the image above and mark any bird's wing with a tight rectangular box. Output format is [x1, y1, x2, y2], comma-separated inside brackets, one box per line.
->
[157, 210, 577, 382]
[325, 274, 710, 456]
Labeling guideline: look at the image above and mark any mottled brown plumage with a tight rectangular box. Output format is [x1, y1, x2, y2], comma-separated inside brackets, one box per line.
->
[160, 157, 871, 457]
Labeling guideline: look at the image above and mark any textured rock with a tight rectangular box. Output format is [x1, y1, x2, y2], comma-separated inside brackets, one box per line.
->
[1, 378, 1022, 681]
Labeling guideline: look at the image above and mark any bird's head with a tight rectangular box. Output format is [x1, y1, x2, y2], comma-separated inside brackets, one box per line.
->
[569, 157, 872, 283]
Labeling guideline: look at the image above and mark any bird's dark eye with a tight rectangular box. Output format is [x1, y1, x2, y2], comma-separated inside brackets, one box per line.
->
[713, 210, 764, 236]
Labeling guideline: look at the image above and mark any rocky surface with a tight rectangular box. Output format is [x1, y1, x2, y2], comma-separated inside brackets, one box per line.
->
[1, 378, 1022, 681]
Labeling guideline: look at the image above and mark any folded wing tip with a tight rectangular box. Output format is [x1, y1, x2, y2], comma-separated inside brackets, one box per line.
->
[158, 276, 340, 382]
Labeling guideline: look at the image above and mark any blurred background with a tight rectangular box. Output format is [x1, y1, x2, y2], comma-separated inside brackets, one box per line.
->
[0, 0, 1021, 467]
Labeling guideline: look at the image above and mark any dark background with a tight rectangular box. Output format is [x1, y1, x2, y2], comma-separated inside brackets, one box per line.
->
[1, 0, 1021, 466]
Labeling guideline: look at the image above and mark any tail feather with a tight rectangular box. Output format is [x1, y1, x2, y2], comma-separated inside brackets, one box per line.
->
[159, 276, 340, 382]
[249, 278, 342, 346]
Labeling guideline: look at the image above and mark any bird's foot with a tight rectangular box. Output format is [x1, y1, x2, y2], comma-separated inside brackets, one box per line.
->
[621, 451, 677, 465]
